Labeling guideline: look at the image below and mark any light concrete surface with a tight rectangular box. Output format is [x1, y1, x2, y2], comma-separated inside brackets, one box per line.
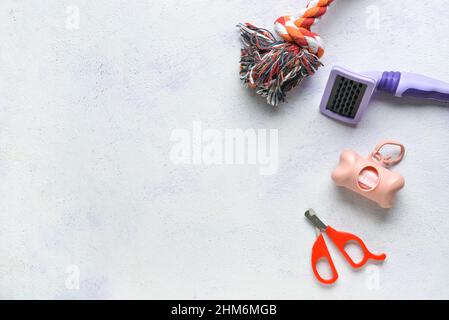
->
[1, 0, 449, 299]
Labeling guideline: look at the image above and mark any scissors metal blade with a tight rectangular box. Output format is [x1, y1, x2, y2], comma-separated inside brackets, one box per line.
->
[305, 209, 327, 232]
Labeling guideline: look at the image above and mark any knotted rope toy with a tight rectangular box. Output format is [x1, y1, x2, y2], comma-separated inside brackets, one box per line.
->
[238, 0, 335, 106]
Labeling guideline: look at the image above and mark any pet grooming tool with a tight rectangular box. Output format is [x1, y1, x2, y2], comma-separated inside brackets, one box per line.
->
[332, 141, 405, 208]
[305, 209, 386, 285]
[238, 0, 337, 106]
[320, 66, 449, 124]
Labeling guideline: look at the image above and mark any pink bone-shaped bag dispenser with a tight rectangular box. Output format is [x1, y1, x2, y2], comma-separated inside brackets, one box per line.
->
[331, 141, 405, 208]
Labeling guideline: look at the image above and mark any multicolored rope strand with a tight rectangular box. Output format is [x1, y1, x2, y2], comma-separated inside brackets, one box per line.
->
[238, 0, 335, 106]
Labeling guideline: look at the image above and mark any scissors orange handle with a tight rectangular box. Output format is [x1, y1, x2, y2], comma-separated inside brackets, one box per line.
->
[311, 227, 386, 285]
[306, 210, 387, 285]
[325, 226, 387, 268]
[311, 234, 339, 285]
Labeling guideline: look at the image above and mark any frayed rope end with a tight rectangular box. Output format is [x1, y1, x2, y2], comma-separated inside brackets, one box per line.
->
[238, 23, 323, 106]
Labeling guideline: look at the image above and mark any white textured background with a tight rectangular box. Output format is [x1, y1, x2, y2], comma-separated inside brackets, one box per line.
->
[1, 0, 449, 299]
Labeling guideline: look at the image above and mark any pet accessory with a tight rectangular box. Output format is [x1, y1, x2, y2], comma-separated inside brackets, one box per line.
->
[320, 66, 449, 125]
[332, 140, 405, 208]
[238, 0, 335, 106]
[305, 209, 386, 285]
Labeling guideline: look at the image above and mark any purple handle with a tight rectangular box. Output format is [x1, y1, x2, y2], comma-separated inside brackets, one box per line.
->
[378, 71, 449, 103]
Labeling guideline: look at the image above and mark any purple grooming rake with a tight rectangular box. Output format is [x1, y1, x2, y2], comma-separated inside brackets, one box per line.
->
[320, 66, 449, 125]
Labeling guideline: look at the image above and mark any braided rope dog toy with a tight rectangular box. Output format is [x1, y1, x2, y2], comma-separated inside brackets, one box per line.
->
[238, 0, 335, 106]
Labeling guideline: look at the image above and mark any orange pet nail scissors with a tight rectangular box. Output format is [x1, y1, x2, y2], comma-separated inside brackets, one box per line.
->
[305, 209, 386, 285]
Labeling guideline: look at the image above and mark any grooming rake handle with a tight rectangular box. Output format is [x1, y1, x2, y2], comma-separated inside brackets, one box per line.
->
[364, 71, 449, 103]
